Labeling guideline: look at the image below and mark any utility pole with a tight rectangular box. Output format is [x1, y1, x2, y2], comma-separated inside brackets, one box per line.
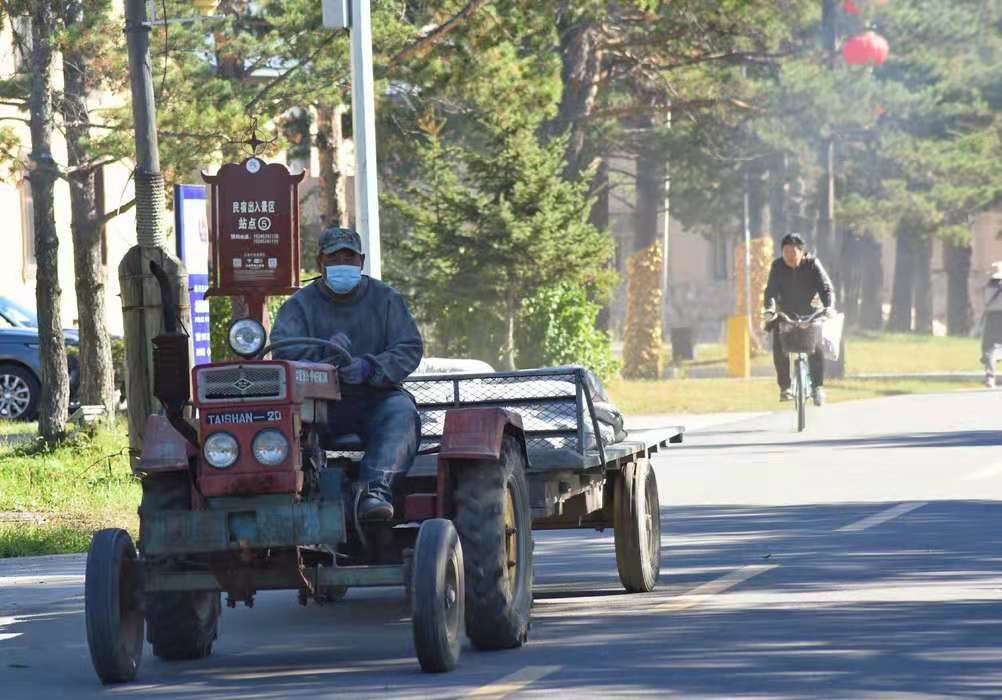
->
[324, 0, 381, 278]
[119, 0, 192, 464]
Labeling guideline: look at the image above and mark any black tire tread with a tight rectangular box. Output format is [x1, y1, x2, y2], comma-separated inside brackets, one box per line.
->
[412, 518, 463, 673]
[613, 459, 661, 593]
[85, 528, 143, 684]
[453, 435, 533, 650]
[140, 473, 220, 661]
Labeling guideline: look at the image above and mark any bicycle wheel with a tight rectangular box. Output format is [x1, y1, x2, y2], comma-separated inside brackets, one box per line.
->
[795, 356, 807, 432]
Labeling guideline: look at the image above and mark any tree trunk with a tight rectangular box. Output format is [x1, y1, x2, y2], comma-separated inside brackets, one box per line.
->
[633, 121, 663, 253]
[503, 289, 516, 371]
[859, 232, 884, 330]
[945, 239, 974, 336]
[61, 0, 115, 420]
[913, 235, 934, 334]
[550, 11, 602, 179]
[28, 2, 68, 441]
[888, 226, 915, 332]
[840, 232, 863, 328]
[315, 102, 347, 227]
[592, 161, 612, 332]
[748, 164, 770, 239]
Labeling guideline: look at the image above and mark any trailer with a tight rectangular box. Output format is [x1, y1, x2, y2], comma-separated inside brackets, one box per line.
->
[399, 367, 684, 593]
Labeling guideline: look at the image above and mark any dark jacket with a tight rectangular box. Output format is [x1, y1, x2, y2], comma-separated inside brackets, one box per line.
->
[270, 277, 424, 397]
[763, 255, 834, 317]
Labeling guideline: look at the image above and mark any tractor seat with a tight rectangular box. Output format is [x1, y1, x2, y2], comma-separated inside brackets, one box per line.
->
[327, 433, 366, 451]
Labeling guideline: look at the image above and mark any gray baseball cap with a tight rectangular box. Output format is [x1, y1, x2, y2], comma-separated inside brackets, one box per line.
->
[319, 226, 363, 256]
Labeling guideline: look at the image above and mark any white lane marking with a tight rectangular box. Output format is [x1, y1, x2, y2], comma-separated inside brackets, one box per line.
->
[468, 665, 562, 699]
[653, 564, 779, 612]
[837, 502, 927, 532]
[962, 461, 1002, 481]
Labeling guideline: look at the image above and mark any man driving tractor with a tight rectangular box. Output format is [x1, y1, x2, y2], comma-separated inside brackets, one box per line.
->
[764, 233, 835, 406]
[271, 226, 424, 522]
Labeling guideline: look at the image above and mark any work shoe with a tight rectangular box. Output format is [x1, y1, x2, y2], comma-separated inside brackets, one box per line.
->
[985, 376, 996, 389]
[780, 388, 794, 402]
[812, 387, 825, 407]
[358, 493, 394, 522]
[357, 480, 394, 522]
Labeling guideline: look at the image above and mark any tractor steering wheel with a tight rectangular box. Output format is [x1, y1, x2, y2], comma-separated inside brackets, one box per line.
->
[255, 337, 353, 368]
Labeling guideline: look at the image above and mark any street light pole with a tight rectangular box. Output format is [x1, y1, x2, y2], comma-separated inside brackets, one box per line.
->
[323, 0, 381, 278]
[349, 0, 381, 279]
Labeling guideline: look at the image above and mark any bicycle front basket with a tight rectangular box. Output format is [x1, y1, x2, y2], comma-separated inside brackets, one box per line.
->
[779, 322, 822, 354]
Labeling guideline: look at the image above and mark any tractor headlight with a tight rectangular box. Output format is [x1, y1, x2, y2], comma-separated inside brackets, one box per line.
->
[252, 429, 289, 466]
[228, 319, 267, 358]
[203, 431, 239, 468]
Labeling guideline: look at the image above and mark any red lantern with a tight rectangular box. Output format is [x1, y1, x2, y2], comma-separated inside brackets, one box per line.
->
[843, 34, 872, 65]
[844, 0, 861, 14]
[843, 31, 890, 66]
[866, 31, 890, 65]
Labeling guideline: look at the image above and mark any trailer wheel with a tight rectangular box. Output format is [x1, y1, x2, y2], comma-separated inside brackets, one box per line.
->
[146, 590, 220, 661]
[412, 518, 464, 673]
[454, 435, 533, 650]
[85, 528, 144, 684]
[613, 459, 661, 593]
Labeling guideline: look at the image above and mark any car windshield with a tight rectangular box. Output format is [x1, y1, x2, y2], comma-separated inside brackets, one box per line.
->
[0, 297, 38, 328]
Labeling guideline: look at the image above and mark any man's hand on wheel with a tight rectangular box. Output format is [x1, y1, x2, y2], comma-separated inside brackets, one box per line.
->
[340, 356, 374, 384]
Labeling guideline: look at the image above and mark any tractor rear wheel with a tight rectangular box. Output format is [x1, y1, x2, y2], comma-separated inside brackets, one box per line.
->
[412, 518, 464, 673]
[139, 472, 220, 660]
[613, 459, 661, 593]
[453, 435, 533, 650]
[85, 528, 144, 684]
[146, 590, 220, 660]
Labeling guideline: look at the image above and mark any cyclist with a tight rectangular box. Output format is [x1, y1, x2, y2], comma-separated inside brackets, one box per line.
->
[763, 233, 835, 406]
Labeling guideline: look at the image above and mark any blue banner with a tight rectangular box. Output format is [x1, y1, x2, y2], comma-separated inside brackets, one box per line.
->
[175, 185, 212, 364]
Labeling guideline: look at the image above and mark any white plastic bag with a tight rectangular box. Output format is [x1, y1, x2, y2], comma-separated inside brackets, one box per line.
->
[821, 312, 845, 361]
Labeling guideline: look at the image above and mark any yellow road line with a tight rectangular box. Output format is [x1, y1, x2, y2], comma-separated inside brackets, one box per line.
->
[652, 564, 779, 612]
[837, 502, 927, 533]
[468, 665, 562, 699]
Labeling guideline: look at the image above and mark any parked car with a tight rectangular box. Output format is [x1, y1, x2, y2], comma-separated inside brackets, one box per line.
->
[0, 296, 80, 420]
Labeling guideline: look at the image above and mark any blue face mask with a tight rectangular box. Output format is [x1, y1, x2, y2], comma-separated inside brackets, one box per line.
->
[325, 265, 362, 294]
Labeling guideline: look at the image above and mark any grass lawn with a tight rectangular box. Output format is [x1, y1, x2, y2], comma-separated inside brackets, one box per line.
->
[674, 333, 981, 375]
[607, 377, 977, 415]
[0, 422, 138, 558]
[0, 420, 38, 437]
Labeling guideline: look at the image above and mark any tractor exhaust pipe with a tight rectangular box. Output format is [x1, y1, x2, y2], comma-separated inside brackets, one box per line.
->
[149, 260, 198, 448]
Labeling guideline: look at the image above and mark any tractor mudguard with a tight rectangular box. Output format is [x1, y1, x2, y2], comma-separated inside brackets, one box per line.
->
[436, 407, 527, 518]
[136, 415, 196, 474]
[437, 407, 524, 461]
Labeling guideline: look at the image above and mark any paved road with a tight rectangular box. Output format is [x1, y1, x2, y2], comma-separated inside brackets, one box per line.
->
[2, 389, 1001, 698]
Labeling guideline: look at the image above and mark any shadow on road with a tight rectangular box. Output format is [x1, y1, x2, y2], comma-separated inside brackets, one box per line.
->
[3, 500, 1001, 697]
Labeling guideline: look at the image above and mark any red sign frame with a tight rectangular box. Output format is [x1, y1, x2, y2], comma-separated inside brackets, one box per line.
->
[202, 157, 306, 298]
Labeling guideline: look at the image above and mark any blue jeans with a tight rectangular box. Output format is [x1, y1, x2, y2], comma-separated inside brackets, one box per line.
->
[325, 390, 420, 495]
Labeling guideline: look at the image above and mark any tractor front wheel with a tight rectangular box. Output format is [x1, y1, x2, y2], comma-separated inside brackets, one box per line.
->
[454, 435, 533, 650]
[85, 528, 144, 684]
[412, 518, 464, 673]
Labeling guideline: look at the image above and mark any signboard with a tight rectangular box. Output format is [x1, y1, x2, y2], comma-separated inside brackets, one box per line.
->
[174, 184, 212, 365]
[202, 157, 305, 298]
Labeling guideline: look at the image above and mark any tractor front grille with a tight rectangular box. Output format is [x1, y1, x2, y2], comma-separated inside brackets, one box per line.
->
[196, 364, 287, 403]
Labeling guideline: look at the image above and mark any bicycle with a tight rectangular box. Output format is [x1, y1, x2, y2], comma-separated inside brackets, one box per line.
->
[765, 308, 827, 432]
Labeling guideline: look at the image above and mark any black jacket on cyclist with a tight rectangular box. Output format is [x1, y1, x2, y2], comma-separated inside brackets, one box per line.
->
[763, 255, 834, 320]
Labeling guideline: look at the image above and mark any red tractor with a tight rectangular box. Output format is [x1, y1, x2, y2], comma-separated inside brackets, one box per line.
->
[84, 262, 533, 682]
